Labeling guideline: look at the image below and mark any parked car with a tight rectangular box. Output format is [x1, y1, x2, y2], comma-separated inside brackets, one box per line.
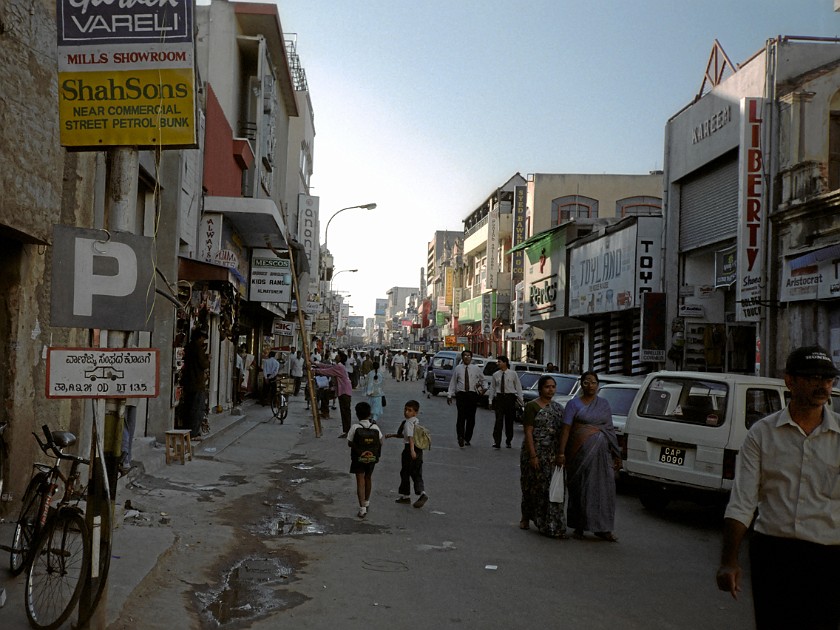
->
[622, 370, 838, 511]
[479, 361, 545, 407]
[595, 382, 643, 476]
[552, 373, 644, 406]
[516, 372, 580, 422]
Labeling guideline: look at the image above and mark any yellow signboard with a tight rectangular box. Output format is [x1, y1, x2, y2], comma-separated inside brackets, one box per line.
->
[59, 68, 196, 147]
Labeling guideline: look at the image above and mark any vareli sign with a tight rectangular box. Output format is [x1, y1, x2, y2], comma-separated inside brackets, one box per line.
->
[57, 0, 197, 148]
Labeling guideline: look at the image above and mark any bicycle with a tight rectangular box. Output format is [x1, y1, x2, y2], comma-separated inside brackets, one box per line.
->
[269, 378, 288, 423]
[8, 425, 92, 629]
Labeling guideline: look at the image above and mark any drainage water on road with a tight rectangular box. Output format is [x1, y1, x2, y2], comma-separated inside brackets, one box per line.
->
[255, 502, 325, 537]
[200, 556, 300, 625]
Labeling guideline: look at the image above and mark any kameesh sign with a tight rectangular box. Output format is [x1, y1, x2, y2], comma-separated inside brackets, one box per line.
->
[57, 0, 197, 148]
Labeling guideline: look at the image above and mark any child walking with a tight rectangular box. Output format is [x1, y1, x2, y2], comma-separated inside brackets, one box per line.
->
[388, 400, 428, 508]
[347, 402, 383, 518]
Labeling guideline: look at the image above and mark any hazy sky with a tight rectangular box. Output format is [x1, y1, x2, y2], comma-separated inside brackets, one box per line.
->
[276, 0, 840, 321]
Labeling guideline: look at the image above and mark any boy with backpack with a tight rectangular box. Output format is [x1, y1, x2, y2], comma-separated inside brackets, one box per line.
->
[388, 399, 429, 508]
[347, 401, 383, 518]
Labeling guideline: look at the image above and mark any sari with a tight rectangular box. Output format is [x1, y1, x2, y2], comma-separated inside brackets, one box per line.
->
[365, 369, 385, 420]
[563, 395, 619, 533]
[520, 400, 566, 537]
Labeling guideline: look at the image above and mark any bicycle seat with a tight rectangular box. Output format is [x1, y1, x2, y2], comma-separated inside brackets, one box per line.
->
[52, 431, 77, 448]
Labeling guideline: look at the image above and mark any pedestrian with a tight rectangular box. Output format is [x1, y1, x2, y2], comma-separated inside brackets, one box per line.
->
[233, 345, 247, 406]
[716, 345, 840, 629]
[261, 351, 280, 406]
[388, 399, 428, 508]
[181, 328, 210, 439]
[520, 375, 567, 538]
[393, 351, 406, 381]
[289, 349, 304, 396]
[557, 371, 620, 542]
[314, 373, 332, 418]
[546, 362, 558, 373]
[407, 354, 419, 381]
[360, 353, 373, 389]
[314, 351, 353, 437]
[347, 401, 383, 518]
[365, 361, 386, 422]
[488, 356, 524, 449]
[447, 350, 485, 447]
[344, 352, 357, 389]
[423, 363, 436, 399]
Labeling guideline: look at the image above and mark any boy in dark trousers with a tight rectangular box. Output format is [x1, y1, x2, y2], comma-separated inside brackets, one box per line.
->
[347, 401, 383, 518]
[388, 400, 428, 508]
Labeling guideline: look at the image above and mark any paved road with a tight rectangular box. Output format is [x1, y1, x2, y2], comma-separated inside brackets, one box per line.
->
[0, 374, 754, 629]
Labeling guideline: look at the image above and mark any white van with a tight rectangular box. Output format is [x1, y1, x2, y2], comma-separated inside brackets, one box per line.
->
[623, 371, 791, 511]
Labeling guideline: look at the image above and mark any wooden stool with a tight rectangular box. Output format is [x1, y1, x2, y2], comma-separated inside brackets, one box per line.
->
[165, 430, 193, 465]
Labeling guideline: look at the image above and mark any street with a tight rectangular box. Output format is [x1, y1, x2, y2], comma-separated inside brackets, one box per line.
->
[2, 376, 752, 629]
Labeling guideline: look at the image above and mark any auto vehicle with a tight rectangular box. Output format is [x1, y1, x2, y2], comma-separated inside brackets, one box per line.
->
[623, 371, 806, 511]
[427, 350, 486, 396]
[552, 373, 644, 406]
[479, 361, 545, 406]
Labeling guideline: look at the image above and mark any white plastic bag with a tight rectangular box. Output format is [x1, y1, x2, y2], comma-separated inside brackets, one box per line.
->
[549, 465, 565, 503]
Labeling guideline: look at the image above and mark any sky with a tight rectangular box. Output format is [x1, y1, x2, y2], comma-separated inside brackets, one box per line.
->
[275, 0, 840, 321]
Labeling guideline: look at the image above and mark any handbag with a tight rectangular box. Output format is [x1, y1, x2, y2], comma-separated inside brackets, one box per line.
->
[549, 465, 565, 503]
[381, 395, 387, 407]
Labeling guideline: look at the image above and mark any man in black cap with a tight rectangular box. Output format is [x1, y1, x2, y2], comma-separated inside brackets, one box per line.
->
[716, 345, 840, 629]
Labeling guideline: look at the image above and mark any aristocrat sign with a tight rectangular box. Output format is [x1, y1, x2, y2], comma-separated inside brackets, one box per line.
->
[57, 0, 197, 148]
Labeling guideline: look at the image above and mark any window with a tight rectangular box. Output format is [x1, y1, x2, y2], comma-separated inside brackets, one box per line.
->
[638, 377, 729, 426]
[551, 195, 599, 224]
[617, 196, 662, 217]
[745, 388, 783, 429]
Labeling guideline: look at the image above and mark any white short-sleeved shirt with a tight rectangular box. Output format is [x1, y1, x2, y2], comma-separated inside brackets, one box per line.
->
[347, 419, 383, 445]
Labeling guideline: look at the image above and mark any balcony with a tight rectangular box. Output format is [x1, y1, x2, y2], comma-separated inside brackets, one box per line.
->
[463, 212, 512, 257]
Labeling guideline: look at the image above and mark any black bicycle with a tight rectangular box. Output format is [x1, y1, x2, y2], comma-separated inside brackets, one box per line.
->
[269, 378, 288, 423]
[9, 426, 91, 629]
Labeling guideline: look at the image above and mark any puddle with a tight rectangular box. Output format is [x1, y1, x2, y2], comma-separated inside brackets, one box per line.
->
[288, 478, 307, 485]
[416, 541, 456, 552]
[292, 463, 313, 471]
[199, 556, 307, 625]
[255, 503, 325, 537]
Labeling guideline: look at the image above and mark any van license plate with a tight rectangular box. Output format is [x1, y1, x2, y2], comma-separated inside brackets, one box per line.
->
[659, 447, 685, 466]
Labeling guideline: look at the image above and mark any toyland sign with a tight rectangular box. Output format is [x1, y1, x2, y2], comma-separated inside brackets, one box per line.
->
[57, 0, 197, 148]
[735, 98, 768, 322]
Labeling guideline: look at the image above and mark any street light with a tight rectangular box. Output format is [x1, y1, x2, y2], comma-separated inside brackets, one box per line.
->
[324, 203, 377, 250]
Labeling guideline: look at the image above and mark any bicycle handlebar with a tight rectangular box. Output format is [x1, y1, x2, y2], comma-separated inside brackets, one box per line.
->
[33, 425, 90, 465]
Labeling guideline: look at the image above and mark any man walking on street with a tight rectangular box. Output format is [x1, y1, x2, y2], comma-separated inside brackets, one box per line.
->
[716, 345, 840, 629]
[289, 349, 304, 396]
[488, 356, 523, 449]
[447, 350, 484, 447]
[314, 351, 354, 437]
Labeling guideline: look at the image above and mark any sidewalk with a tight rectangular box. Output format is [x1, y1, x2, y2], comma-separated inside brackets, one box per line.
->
[0, 398, 267, 628]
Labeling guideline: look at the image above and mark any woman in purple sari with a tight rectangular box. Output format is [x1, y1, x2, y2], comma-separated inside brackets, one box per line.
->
[558, 371, 621, 542]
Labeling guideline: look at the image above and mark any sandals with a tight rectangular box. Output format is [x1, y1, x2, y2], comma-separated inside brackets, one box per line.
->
[519, 520, 530, 530]
[594, 531, 619, 542]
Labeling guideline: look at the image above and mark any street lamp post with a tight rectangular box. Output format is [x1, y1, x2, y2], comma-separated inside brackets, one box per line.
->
[328, 269, 357, 338]
[324, 203, 376, 250]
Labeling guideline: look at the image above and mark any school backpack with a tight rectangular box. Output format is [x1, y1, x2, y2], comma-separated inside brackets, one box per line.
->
[352, 423, 381, 464]
[413, 422, 431, 450]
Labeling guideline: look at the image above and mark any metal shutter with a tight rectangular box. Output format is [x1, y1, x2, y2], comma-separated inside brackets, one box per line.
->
[679, 155, 739, 251]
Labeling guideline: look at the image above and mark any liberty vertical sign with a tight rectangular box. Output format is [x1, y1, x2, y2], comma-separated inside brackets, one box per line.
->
[735, 98, 768, 322]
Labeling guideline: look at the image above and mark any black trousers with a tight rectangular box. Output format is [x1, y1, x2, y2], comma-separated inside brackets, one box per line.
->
[399, 445, 424, 496]
[749, 532, 840, 629]
[338, 394, 352, 433]
[455, 391, 478, 443]
[492, 394, 517, 446]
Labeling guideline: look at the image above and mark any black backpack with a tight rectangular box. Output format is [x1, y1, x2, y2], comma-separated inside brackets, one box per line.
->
[352, 423, 381, 464]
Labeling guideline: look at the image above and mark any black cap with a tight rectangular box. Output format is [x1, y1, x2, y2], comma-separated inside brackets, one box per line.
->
[785, 345, 839, 376]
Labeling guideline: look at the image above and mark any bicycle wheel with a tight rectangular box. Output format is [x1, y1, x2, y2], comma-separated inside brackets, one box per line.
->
[278, 394, 288, 422]
[270, 388, 285, 421]
[25, 509, 90, 630]
[10, 473, 47, 575]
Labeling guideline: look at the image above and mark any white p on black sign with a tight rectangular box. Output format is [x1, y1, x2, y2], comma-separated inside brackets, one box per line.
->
[51, 225, 155, 331]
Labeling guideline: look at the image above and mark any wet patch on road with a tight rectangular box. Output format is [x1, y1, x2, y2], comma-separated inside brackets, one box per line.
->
[198, 555, 309, 626]
[254, 502, 325, 537]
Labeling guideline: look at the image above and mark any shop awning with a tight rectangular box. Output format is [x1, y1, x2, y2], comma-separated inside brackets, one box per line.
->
[506, 223, 566, 256]
[204, 196, 287, 249]
[788, 243, 840, 271]
[178, 257, 244, 284]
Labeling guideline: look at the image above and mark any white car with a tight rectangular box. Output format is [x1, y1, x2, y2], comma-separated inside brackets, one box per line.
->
[552, 373, 644, 406]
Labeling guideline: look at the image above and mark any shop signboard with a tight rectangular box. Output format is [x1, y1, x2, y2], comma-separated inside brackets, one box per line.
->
[486, 206, 499, 290]
[273, 320, 295, 336]
[481, 292, 493, 334]
[715, 246, 737, 288]
[735, 97, 768, 322]
[569, 222, 637, 316]
[521, 228, 565, 323]
[511, 186, 527, 282]
[57, 0, 197, 148]
[249, 249, 292, 303]
[640, 292, 666, 362]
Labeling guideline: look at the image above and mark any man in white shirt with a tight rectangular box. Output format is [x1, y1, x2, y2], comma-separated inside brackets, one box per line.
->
[447, 350, 485, 447]
[261, 351, 280, 405]
[289, 350, 304, 396]
[717, 345, 840, 628]
[488, 356, 524, 449]
[392, 351, 407, 381]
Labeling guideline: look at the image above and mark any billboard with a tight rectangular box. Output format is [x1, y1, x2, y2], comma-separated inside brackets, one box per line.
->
[375, 298, 388, 317]
[347, 315, 364, 328]
[57, 0, 197, 148]
[249, 249, 292, 303]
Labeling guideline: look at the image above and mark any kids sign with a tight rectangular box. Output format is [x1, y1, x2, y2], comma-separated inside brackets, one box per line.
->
[57, 0, 197, 148]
